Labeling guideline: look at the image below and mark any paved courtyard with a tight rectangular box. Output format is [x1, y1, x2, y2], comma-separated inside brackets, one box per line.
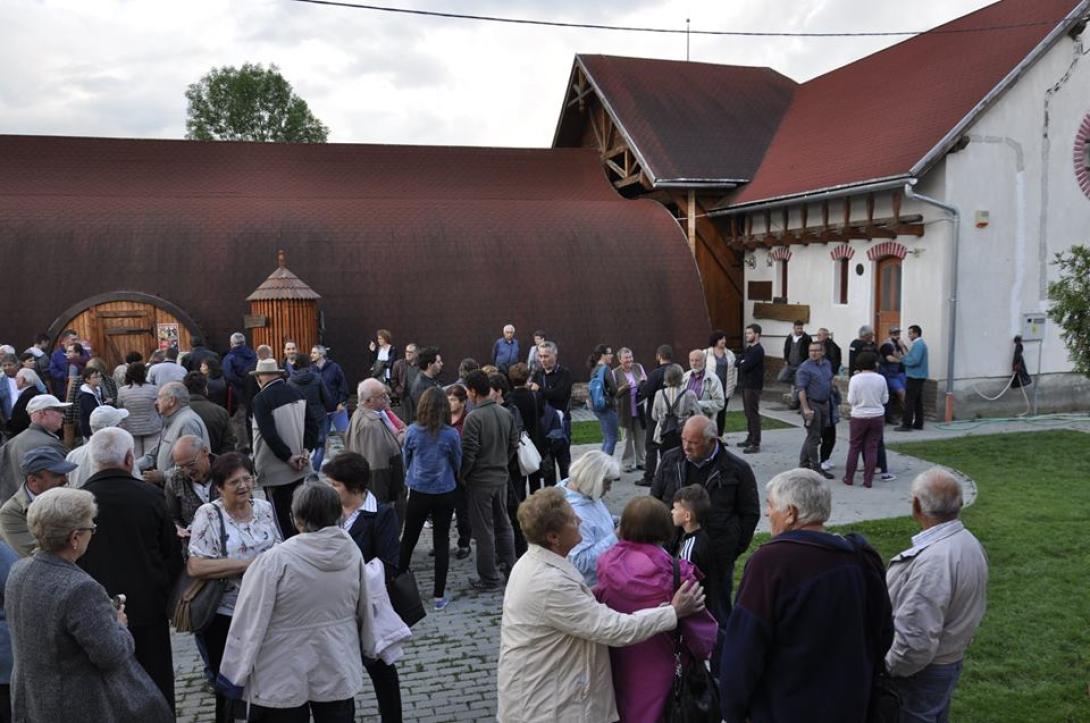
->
[172, 400, 1090, 721]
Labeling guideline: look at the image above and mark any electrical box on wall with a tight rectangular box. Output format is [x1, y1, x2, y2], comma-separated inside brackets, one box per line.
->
[974, 210, 989, 228]
[1021, 314, 1046, 341]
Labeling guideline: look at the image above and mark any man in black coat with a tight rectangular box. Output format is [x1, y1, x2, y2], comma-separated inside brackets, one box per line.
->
[651, 415, 760, 677]
[635, 344, 673, 487]
[528, 342, 573, 483]
[735, 324, 766, 454]
[79, 427, 183, 713]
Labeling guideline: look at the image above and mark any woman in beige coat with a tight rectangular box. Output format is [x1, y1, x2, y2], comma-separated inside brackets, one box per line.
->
[218, 482, 368, 722]
[497, 487, 705, 723]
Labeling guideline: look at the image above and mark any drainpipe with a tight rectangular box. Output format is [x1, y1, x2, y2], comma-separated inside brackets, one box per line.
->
[904, 181, 960, 422]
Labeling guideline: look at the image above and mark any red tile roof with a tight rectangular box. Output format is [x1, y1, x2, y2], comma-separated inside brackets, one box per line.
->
[0, 135, 710, 382]
[554, 55, 796, 185]
[730, 0, 1084, 205]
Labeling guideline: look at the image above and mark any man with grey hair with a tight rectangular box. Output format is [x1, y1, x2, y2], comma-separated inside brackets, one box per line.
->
[849, 324, 879, 375]
[6, 368, 45, 437]
[491, 324, 520, 374]
[886, 468, 988, 722]
[346, 377, 407, 524]
[529, 341, 573, 481]
[80, 426, 182, 712]
[681, 349, 725, 420]
[139, 381, 209, 486]
[65, 406, 130, 488]
[163, 434, 218, 543]
[720, 467, 893, 723]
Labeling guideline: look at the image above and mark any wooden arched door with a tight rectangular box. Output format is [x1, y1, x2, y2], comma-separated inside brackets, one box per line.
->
[48, 292, 205, 370]
[874, 257, 902, 336]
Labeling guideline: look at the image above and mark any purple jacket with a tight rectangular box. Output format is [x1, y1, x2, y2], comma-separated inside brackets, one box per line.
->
[595, 541, 718, 723]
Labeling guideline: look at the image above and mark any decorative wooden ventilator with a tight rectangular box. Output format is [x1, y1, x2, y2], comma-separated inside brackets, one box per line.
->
[246, 250, 321, 354]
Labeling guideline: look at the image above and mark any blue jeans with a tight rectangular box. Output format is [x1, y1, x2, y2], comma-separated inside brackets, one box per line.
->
[893, 660, 964, 723]
[312, 409, 349, 471]
[594, 409, 619, 455]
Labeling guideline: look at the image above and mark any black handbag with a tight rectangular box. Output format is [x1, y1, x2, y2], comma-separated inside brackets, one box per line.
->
[666, 558, 721, 723]
[386, 568, 426, 628]
[169, 506, 228, 633]
[367, 510, 426, 628]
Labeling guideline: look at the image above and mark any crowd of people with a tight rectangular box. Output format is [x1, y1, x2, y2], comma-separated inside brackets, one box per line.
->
[0, 320, 983, 723]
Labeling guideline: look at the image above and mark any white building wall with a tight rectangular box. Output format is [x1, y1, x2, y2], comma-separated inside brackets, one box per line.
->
[738, 28, 1090, 416]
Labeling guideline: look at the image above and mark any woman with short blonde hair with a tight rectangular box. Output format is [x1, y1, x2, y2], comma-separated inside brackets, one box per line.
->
[7, 487, 172, 721]
[562, 451, 620, 586]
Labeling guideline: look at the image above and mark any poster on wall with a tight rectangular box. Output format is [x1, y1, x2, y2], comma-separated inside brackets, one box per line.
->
[157, 322, 180, 351]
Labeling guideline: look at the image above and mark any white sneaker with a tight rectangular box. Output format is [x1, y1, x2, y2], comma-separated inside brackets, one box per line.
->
[881, 472, 896, 482]
[820, 460, 833, 471]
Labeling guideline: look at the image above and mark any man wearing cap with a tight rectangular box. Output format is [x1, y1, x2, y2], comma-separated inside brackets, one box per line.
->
[0, 447, 76, 556]
[138, 381, 209, 486]
[250, 358, 313, 538]
[0, 394, 69, 504]
[64, 406, 130, 488]
[79, 427, 182, 713]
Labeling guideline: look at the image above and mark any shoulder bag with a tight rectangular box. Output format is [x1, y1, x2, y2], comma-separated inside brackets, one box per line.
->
[169, 505, 229, 633]
[666, 557, 720, 723]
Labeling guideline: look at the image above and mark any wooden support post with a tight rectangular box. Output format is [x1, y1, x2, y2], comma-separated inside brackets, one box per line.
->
[687, 190, 697, 255]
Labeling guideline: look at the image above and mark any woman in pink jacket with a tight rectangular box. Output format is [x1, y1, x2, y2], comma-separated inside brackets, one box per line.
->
[595, 496, 718, 723]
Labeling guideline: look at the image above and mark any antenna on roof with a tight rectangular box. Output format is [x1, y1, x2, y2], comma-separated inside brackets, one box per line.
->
[686, 18, 691, 61]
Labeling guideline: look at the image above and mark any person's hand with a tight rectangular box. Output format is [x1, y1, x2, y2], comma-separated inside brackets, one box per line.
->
[289, 454, 308, 472]
[175, 524, 191, 539]
[670, 579, 706, 618]
[336, 403, 345, 412]
[142, 469, 164, 485]
[116, 604, 128, 627]
[368, 340, 377, 352]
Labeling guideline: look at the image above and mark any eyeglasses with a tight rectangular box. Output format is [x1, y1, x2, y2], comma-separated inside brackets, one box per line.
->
[224, 475, 255, 488]
[177, 453, 205, 471]
[74, 525, 97, 536]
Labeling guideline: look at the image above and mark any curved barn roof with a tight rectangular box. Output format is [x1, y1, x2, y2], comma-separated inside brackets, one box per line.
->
[0, 135, 709, 381]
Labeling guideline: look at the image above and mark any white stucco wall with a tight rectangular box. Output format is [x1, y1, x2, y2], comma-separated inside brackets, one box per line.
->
[738, 28, 1090, 415]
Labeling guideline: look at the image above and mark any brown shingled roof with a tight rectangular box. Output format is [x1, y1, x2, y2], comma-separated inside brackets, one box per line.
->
[0, 136, 710, 384]
[554, 55, 797, 186]
[727, 0, 1085, 206]
[246, 250, 321, 301]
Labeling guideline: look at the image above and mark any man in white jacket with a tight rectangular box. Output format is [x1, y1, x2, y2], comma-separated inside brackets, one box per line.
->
[886, 468, 988, 723]
[681, 350, 724, 420]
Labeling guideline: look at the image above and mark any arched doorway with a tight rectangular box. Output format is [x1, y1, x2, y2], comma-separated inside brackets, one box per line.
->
[874, 257, 902, 336]
[47, 292, 206, 370]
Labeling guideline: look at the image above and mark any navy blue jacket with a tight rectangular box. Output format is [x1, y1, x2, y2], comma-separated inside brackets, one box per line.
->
[720, 530, 893, 723]
[222, 346, 257, 394]
[735, 343, 765, 390]
[346, 503, 400, 580]
[315, 360, 349, 407]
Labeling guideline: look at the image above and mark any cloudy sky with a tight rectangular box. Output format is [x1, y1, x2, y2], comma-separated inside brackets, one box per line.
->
[2, 0, 998, 147]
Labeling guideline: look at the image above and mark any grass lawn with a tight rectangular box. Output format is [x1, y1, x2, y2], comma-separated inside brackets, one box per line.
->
[570, 411, 793, 445]
[732, 430, 1090, 723]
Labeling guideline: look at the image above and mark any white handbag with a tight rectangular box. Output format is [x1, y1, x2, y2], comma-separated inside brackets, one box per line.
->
[517, 431, 542, 475]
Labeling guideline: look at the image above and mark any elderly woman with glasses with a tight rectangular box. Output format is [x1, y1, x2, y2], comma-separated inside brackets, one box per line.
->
[497, 487, 707, 723]
[187, 452, 281, 722]
[561, 450, 620, 587]
[4, 487, 173, 722]
[218, 483, 369, 722]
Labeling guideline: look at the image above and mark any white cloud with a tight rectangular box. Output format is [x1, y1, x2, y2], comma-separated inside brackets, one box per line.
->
[0, 0, 997, 146]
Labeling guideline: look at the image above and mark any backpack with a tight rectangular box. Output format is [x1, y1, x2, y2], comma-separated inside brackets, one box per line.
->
[588, 366, 611, 413]
[658, 390, 682, 450]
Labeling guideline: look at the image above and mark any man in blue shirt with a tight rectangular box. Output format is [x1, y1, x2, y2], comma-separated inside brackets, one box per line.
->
[490, 324, 520, 374]
[896, 325, 929, 431]
[796, 342, 835, 478]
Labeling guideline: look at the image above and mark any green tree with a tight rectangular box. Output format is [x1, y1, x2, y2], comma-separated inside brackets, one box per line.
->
[185, 63, 329, 142]
[1047, 245, 1090, 377]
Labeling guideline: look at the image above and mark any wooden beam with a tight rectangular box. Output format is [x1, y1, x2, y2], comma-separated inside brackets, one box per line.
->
[867, 193, 875, 225]
[601, 142, 629, 160]
[613, 172, 644, 189]
[603, 158, 626, 178]
[728, 214, 926, 247]
[892, 191, 903, 223]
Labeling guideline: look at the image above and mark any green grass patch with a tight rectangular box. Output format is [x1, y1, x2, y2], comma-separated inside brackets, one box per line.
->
[733, 430, 1090, 723]
[571, 411, 793, 445]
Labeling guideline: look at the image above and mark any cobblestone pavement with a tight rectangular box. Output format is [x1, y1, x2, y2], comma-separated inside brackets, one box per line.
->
[173, 398, 1054, 721]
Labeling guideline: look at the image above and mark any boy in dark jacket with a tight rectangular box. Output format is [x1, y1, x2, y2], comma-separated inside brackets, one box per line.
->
[671, 483, 721, 623]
